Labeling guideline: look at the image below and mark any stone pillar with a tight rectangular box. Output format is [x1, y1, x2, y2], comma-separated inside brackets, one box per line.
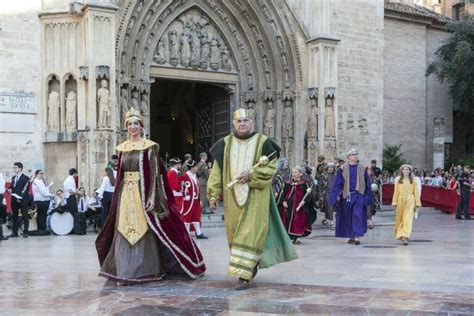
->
[307, 87, 318, 166]
[433, 117, 445, 169]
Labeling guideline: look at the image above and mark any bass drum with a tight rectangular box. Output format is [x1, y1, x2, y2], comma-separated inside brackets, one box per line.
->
[47, 212, 74, 236]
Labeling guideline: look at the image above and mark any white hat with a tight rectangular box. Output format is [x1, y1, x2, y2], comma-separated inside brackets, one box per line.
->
[346, 148, 358, 156]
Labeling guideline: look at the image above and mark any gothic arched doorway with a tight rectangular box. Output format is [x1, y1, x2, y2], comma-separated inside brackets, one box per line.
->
[149, 79, 230, 159]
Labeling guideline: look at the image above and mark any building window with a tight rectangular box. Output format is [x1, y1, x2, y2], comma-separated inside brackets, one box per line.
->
[453, 2, 466, 20]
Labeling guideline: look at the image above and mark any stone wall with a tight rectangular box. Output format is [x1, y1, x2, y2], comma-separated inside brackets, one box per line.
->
[383, 17, 428, 169]
[0, 1, 43, 178]
[330, 0, 385, 165]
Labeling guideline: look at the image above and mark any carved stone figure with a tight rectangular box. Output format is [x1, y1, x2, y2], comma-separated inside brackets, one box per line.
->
[283, 100, 293, 139]
[153, 40, 167, 64]
[180, 29, 191, 67]
[190, 25, 201, 68]
[263, 55, 271, 89]
[65, 90, 77, 131]
[47, 90, 60, 131]
[120, 88, 129, 124]
[221, 45, 232, 71]
[140, 92, 149, 115]
[131, 91, 139, 109]
[434, 117, 445, 138]
[247, 101, 256, 122]
[325, 98, 336, 137]
[308, 99, 318, 139]
[263, 101, 275, 138]
[169, 30, 179, 66]
[210, 37, 220, 70]
[200, 32, 210, 69]
[97, 80, 110, 128]
[358, 118, 368, 135]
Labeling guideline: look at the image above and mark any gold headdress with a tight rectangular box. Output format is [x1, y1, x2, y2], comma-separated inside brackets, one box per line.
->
[124, 107, 142, 127]
[233, 108, 251, 120]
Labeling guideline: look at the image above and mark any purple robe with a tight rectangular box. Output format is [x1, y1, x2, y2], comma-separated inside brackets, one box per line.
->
[329, 164, 372, 238]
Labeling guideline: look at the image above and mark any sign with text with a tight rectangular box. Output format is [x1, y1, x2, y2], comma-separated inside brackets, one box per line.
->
[0, 92, 37, 114]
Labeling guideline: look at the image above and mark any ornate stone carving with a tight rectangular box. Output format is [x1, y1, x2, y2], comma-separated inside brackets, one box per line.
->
[308, 87, 318, 99]
[282, 90, 294, 139]
[263, 99, 275, 138]
[358, 118, 368, 135]
[325, 87, 336, 98]
[151, 9, 233, 72]
[77, 131, 89, 165]
[96, 65, 110, 79]
[434, 117, 445, 138]
[79, 66, 89, 80]
[97, 80, 110, 128]
[131, 90, 139, 110]
[120, 87, 129, 126]
[65, 90, 77, 132]
[325, 98, 336, 138]
[47, 90, 60, 131]
[244, 91, 257, 124]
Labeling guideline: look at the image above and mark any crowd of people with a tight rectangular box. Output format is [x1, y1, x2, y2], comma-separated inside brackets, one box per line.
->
[0, 106, 472, 291]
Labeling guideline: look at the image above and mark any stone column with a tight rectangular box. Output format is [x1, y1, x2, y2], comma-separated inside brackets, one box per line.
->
[433, 117, 445, 169]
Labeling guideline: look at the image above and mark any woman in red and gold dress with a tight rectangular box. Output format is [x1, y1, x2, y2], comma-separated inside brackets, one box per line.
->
[95, 107, 205, 284]
[277, 167, 317, 244]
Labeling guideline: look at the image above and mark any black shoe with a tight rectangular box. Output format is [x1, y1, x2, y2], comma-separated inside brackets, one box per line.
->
[0, 236, 8, 241]
[455, 216, 464, 220]
[8, 233, 19, 238]
[196, 234, 208, 239]
[353, 239, 361, 245]
[22, 233, 28, 238]
[347, 239, 354, 244]
[235, 278, 250, 291]
[465, 217, 474, 220]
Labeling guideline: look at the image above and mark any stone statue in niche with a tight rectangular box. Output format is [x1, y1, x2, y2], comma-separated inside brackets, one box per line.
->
[263, 55, 271, 89]
[281, 53, 288, 66]
[325, 98, 336, 137]
[169, 30, 179, 67]
[190, 25, 201, 68]
[283, 100, 294, 139]
[120, 88, 129, 125]
[124, 34, 130, 48]
[140, 92, 149, 115]
[308, 98, 318, 139]
[47, 90, 60, 131]
[200, 31, 210, 69]
[263, 101, 275, 138]
[65, 90, 77, 132]
[180, 29, 191, 67]
[131, 91, 139, 109]
[97, 80, 110, 128]
[246, 102, 256, 122]
[284, 69, 290, 88]
[153, 40, 167, 64]
[221, 45, 232, 71]
[434, 117, 445, 138]
[210, 37, 221, 70]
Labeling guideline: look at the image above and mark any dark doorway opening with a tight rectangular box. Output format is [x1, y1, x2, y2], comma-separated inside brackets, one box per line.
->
[149, 79, 230, 161]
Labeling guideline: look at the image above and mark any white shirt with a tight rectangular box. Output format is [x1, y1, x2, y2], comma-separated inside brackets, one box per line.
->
[0, 173, 5, 195]
[96, 176, 115, 198]
[63, 175, 76, 199]
[414, 177, 422, 194]
[32, 178, 54, 202]
[77, 196, 90, 213]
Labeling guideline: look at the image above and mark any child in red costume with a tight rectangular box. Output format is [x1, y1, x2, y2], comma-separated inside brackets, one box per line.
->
[182, 160, 208, 239]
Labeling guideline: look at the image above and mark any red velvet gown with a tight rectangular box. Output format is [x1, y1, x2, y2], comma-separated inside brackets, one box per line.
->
[167, 167, 183, 213]
[181, 171, 202, 223]
[277, 180, 317, 240]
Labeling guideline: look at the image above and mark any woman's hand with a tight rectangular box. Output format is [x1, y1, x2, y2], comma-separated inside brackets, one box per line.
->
[283, 201, 288, 208]
[146, 199, 155, 212]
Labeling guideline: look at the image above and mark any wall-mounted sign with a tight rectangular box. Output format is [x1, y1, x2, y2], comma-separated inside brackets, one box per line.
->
[0, 92, 37, 114]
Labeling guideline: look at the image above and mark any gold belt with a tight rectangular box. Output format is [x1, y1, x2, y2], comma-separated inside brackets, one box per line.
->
[124, 171, 140, 181]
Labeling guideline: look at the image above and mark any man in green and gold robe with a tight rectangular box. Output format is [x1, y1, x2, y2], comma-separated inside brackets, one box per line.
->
[208, 108, 297, 290]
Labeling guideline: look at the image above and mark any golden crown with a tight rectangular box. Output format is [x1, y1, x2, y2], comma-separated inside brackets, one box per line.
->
[124, 107, 142, 125]
[233, 108, 251, 120]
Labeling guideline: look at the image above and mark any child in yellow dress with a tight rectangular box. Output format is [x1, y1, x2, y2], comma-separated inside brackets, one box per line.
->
[392, 164, 421, 246]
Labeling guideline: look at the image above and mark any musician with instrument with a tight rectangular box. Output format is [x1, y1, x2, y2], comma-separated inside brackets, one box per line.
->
[32, 169, 55, 232]
[207, 108, 297, 290]
[8, 162, 31, 238]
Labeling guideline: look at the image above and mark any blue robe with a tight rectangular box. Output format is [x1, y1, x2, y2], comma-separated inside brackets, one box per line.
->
[329, 164, 372, 238]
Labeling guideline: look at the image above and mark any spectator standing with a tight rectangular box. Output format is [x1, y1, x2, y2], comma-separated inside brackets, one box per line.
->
[455, 166, 472, 220]
[97, 167, 115, 223]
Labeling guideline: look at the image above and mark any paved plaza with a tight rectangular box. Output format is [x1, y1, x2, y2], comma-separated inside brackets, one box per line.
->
[0, 208, 473, 315]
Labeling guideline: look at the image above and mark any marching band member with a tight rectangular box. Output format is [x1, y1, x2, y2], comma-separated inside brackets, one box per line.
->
[181, 160, 208, 239]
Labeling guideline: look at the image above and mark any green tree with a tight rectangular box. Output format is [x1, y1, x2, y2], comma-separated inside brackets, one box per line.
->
[382, 144, 407, 173]
[426, 15, 474, 116]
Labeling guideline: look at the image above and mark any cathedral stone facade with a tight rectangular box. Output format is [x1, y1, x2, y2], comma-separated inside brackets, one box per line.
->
[0, 0, 453, 191]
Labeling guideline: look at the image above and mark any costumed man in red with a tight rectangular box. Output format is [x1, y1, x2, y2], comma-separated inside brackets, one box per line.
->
[167, 158, 183, 214]
[182, 160, 208, 239]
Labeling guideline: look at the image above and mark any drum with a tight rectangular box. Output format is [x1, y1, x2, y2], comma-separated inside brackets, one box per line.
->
[47, 212, 74, 235]
[371, 183, 379, 192]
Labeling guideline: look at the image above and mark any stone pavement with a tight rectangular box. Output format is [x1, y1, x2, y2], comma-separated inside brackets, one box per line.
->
[0, 208, 473, 315]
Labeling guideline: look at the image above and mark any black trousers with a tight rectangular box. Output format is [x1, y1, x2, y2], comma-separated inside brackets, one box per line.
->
[102, 191, 113, 223]
[35, 200, 50, 230]
[11, 198, 29, 234]
[66, 195, 78, 214]
[456, 190, 471, 218]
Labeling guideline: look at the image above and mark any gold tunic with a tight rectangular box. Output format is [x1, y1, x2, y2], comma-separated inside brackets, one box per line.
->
[392, 177, 421, 239]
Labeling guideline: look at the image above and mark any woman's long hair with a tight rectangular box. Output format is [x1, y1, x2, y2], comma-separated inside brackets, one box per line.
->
[105, 167, 116, 186]
[398, 164, 414, 184]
